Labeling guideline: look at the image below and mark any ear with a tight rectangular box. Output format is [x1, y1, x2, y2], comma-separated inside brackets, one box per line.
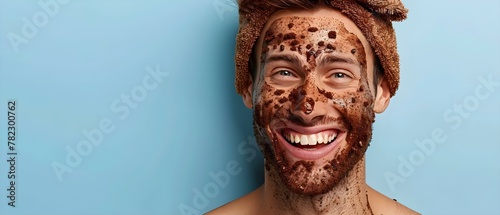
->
[373, 77, 391, 113]
[242, 79, 253, 109]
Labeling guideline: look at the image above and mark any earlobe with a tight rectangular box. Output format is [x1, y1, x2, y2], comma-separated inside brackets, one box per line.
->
[373, 77, 391, 113]
[242, 79, 253, 109]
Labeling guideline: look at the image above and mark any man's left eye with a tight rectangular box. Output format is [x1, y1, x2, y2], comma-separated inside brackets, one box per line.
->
[324, 71, 354, 87]
[332, 72, 347, 78]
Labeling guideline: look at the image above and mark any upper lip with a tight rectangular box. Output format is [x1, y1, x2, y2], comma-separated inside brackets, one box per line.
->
[272, 121, 347, 135]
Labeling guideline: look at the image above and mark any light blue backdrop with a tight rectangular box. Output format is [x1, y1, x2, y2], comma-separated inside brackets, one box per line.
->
[0, 0, 498, 215]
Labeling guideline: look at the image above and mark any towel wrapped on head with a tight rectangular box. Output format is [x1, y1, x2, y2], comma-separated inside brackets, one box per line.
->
[234, 0, 408, 97]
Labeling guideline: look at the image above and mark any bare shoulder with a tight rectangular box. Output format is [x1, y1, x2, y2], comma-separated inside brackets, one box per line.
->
[367, 186, 420, 215]
[205, 186, 262, 215]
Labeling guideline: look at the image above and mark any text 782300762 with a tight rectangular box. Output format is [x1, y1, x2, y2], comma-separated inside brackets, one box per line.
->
[6, 101, 17, 207]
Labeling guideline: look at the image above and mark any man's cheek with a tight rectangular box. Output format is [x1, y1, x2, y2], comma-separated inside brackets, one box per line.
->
[317, 86, 374, 122]
[254, 83, 289, 126]
[347, 93, 373, 123]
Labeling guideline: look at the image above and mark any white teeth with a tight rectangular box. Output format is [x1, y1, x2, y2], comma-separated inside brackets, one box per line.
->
[300, 135, 309, 145]
[284, 131, 339, 145]
[328, 134, 337, 142]
[309, 134, 317, 145]
[317, 134, 324, 143]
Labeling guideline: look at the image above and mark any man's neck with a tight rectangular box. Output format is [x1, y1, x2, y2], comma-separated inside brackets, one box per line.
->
[261, 158, 373, 215]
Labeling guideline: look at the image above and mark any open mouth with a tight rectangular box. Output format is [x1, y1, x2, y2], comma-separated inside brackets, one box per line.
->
[282, 129, 338, 149]
[274, 126, 344, 160]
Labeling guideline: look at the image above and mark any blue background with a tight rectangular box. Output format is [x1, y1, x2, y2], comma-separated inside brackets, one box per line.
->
[0, 0, 499, 214]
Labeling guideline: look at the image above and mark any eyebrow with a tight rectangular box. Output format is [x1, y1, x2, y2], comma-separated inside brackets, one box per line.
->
[265, 54, 303, 66]
[318, 55, 358, 67]
[265, 53, 359, 68]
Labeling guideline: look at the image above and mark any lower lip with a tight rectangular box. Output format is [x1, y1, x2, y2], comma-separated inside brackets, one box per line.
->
[275, 131, 344, 161]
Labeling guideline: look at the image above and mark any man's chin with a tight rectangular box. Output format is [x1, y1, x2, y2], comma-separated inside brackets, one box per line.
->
[259, 128, 355, 195]
[269, 157, 350, 195]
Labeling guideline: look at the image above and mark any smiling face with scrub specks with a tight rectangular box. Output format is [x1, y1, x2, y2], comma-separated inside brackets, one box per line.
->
[241, 8, 391, 195]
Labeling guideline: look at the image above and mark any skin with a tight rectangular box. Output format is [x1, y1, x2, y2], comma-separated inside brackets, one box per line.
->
[208, 7, 419, 215]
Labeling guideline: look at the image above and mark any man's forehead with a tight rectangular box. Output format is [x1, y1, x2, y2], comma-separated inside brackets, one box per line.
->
[267, 16, 344, 32]
[262, 8, 367, 42]
[264, 15, 357, 49]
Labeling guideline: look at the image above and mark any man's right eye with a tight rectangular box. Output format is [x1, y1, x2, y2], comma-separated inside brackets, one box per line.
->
[277, 70, 293, 77]
[268, 69, 301, 87]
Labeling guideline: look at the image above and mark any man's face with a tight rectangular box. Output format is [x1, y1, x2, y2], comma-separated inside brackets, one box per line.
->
[244, 8, 388, 195]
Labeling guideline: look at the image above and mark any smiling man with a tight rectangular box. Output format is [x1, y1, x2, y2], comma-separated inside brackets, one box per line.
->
[209, 0, 418, 214]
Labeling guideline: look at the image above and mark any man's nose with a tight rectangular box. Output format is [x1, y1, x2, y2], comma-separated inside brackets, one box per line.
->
[291, 83, 327, 124]
[291, 92, 328, 125]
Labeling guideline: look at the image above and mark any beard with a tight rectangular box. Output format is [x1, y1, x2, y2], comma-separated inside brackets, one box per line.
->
[252, 86, 375, 195]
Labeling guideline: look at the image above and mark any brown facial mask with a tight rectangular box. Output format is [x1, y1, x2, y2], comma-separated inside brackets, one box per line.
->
[252, 16, 376, 195]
